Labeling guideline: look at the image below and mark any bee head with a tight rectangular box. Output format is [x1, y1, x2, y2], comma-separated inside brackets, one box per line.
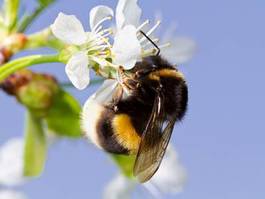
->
[117, 63, 161, 98]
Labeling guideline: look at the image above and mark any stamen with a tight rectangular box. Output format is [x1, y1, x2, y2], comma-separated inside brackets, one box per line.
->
[91, 35, 111, 48]
[158, 42, 171, 49]
[94, 25, 103, 34]
[88, 44, 109, 51]
[136, 19, 150, 32]
[140, 20, 161, 43]
[98, 28, 112, 35]
[90, 28, 112, 46]
[100, 29, 113, 38]
[101, 31, 112, 38]
[141, 38, 159, 47]
[92, 16, 112, 32]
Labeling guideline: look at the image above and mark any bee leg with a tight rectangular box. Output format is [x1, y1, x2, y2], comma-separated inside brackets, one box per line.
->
[111, 85, 123, 112]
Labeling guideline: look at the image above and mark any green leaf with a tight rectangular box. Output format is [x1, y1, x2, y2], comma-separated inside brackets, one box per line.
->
[3, 0, 20, 32]
[111, 154, 136, 178]
[45, 89, 82, 137]
[24, 111, 47, 177]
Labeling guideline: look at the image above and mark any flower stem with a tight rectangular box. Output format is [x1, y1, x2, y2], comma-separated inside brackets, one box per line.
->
[0, 54, 60, 81]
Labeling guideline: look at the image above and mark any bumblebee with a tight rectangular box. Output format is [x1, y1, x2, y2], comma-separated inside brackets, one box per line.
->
[82, 40, 188, 182]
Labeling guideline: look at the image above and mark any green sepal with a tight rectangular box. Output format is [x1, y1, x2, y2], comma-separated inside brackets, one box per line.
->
[45, 89, 82, 138]
[111, 154, 136, 179]
[24, 111, 47, 177]
[58, 46, 79, 64]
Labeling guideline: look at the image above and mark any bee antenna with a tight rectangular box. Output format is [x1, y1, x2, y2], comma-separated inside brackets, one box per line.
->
[139, 30, 160, 56]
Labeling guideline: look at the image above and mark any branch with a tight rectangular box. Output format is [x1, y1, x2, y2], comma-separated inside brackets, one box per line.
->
[0, 54, 60, 81]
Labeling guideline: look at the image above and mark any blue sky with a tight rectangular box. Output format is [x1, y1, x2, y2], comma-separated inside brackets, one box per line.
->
[1, 0, 265, 198]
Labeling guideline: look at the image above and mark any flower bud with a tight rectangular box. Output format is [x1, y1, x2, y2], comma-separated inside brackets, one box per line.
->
[0, 33, 27, 64]
[2, 33, 28, 53]
[0, 70, 59, 117]
[0, 70, 32, 95]
[0, 46, 12, 64]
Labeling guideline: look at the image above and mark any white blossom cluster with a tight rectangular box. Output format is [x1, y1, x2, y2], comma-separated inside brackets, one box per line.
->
[50, 0, 195, 90]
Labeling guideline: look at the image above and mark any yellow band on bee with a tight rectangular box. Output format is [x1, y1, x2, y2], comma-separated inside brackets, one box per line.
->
[112, 114, 141, 154]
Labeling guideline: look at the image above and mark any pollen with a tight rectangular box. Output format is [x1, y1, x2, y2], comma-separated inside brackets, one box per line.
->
[112, 114, 141, 153]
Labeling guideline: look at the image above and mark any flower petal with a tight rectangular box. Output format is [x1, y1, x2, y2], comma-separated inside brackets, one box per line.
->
[89, 5, 114, 31]
[0, 190, 27, 199]
[112, 25, 141, 69]
[116, 0, 142, 30]
[103, 174, 135, 199]
[90, 79, 119, 104]
[65, 52, 90, 90]
[148, 145, 187, 194]
[0, 138, 25, 186]
[161, 37, 196, 64]
[51, 12, 87, 45]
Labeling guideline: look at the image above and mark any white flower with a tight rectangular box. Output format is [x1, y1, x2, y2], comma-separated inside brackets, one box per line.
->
[0, 138, 25, 186]
[0, 190, 27, 199]
[103, 145, 187, 198]
[103, 174, 135, 199]
[51, 10, 113, 90]
[51, 0, 176, 88]
[111, 0, 164, 70]
[52, 0, 195, 91]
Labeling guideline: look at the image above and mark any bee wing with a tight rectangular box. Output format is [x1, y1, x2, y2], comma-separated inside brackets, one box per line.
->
[133, 93, 176, 183]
